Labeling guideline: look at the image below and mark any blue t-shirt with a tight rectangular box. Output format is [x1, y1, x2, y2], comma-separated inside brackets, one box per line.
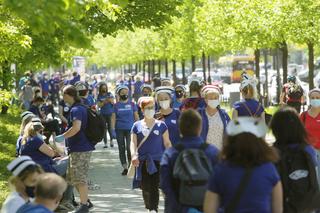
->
[49, 78, 59, 92]
[233, 99, 264, 117]
[67, 104, 95, 153]
[81, 95, 95, 107]
[114, 101, 137, 130]
[20, 136, 56, 173]
[40, 79, 50, 92]
[173, 99, 183, 110]
[59, 100, 70, 119]
[131, 120, 168, 159]
[134, 81, 143, 95]
[17, 203, 52, 213]
[28, 105, 42, 119]
[97, 93, 114, 115]
[208, 162, 280, 213]
[163, 109, 181, 145]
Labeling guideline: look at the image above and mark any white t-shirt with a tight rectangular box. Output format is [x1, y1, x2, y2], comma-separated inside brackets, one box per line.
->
[206, 111, 224, 150]
[0, 192, 26, 213]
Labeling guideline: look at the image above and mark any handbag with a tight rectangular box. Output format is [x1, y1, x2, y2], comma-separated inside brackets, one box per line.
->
[127, 122, 156, 178]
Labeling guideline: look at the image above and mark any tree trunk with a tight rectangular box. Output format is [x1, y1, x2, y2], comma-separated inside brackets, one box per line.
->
[207, 56, 211, 84]
[263, 49, 269, 106]
[165, 59, 169, 77]
[158, 60, 161, 76]
[151, 60, 156, 79]
[254, 49, 261, 97]
[275, 49, 281, 104]
[202, 52, 206, 82]
[172, 60, 177, 86]
[191, 55, 196, 72]
[142, 61, 146, 82]
[182, 60, 186, 84]
[281, 41, 288, 84]
[147, 60, 151, 83]
[1, 61, 11, 90]
[308, 42, 315, 90]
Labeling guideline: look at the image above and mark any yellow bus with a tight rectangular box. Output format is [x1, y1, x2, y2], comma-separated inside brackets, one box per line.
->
[231, 56, 255, 83]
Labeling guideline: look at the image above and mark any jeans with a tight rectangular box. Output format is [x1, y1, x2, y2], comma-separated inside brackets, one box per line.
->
[102, 114, 113, 145]
[116, 129, 131, 168]
[141, 161, 160, 211]
[53, 157, 69, 176]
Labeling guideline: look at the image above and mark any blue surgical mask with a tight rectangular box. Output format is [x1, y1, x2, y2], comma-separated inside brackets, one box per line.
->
[310, 99, 320, 107]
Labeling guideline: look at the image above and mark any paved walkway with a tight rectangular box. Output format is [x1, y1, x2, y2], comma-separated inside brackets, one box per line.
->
[81, 142, 164, 213]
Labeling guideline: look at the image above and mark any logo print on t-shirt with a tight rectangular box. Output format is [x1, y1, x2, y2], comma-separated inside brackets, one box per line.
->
[153, 130, 159, 135]
[171, 120, 176, 124]
[289, 170, 309, 180]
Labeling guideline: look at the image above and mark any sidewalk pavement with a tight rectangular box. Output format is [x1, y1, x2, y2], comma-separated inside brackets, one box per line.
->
[79, 142, 164, 213]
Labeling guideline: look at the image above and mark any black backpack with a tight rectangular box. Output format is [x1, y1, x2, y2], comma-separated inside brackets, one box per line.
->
[276, 144, 320, 213]
[81, 104, 106, 145]
[287, 84, 303, 100]
[173, 143, 212, 208]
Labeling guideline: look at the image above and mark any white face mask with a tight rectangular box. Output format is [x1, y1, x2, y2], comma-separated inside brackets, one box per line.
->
[37, 133, 44, 141]
[144, 109, 155, 119]
[159, 100, 170, 110]
[207, 99, 220, 109]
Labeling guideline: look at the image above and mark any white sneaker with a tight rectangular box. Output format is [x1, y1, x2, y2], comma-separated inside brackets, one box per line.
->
[148, 211, 157, 213]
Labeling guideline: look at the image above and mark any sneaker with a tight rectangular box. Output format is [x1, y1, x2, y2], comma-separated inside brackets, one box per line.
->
[57, 202, 75, 211]
[110, 142, 114, 148]
[103, 145, 108, 148]
[75, 204, 89, 213]
[121, 169, 128, 176]
[87, 199, 93, 209]
[72, 199, 79, 207]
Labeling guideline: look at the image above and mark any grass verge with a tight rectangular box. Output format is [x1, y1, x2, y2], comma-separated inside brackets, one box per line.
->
[0, 106, 21, 207]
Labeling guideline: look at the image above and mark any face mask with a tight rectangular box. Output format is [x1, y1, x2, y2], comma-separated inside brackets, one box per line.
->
[159, 100, 170, 110]
[175, 91, 184, 99]
[144, 109, 155, 119]
[310, 99, 320, 107]
[37, 133, 44, 141]
[120, 94, 128, 100]
[25, 186, 35, 198]
[207, 99, 220, 109]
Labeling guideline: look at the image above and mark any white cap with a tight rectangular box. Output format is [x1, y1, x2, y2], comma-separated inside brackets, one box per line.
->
[201, 85, 221, 96]
[226, 117, 267, 138]
[115, 85, 129, 94]
[75, 81, 88, 91]
[308, 88, 320, 97]
[155, 86, 174, 96]
[240, 74, 258, 90]
[31, 117, 43, 128]
[7, 156, 37, 176]
[21, 111, 35, 122]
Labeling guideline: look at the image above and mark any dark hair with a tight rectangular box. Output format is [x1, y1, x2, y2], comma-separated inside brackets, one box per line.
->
[72, 71, 78, 77]
[18, 164, 44, 181]
[63, 85, 81, 103]
[270, 107, 308, 146]
[98, 83, 108, 94]
[189, 81, 201, 97]
[221, 133, 279, 167]
[179, 109, 202, 137]
[32, 96, 44, 103]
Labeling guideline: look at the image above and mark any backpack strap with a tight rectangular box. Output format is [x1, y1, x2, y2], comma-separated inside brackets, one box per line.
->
[225, 168, 253, 213]
[241, 102, 261, 117]
[174, 143, 184, 152]
[199, 142, 209, 151]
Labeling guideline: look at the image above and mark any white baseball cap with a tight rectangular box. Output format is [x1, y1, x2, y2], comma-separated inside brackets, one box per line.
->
[7, 156, 37, 176]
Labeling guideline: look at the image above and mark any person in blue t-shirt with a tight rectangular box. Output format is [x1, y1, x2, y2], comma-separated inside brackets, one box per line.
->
[232, 74, 265, 123]
[155, 86, 181, 145]
[97, 83, 115, 148]
[20, 118, 62, 174]
[111, 85, 139, 175]
[173, 85, 186, 110]
[160, 109, 219, 213]
[75, 81, 96, 109]
[180, 79, 206, 111]
[39, 74, 50, 99]
[133, 76, 144, 102]
[55, 85, 95, 213]
[137, 84, 153, 119]
[17, 173, 67, 213]
[199, 85, 230, 150]
[204, 117, 283, 213]
[131, 97, 171, 212]
[270, 107, 319, 213]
